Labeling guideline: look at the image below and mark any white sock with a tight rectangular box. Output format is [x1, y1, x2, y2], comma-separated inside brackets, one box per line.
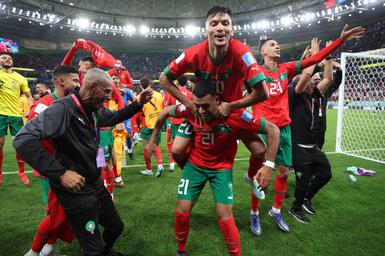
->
[272, 207, 281, 214]
[41, 244, 53, 255]
[26, 249, 39, 256]
[158, 164, 163, 169]
[115, 176, 122, 183]
[250, 210, 259, 215]
[170, 162, 175, 170]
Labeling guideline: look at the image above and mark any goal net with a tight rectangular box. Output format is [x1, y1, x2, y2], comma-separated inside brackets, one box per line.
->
[336, 49, 385, 164]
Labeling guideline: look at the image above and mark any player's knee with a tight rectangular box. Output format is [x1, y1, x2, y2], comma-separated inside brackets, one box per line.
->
[276, 166, 289, 178]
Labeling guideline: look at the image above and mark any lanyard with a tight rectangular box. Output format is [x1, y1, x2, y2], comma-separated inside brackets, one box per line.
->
[70, 94, 98, 142]
[307, 97, 315, 130]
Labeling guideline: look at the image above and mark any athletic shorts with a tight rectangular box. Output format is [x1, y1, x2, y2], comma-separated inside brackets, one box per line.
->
[141, 127, 161, 145]
[170, 123, 180, 139]
[177, 162, 234, 205]
[175, 120, 194, 139]
[0, 115, 23, 137]
[261, 125, 292, 167]
[99, 129, 114, 161]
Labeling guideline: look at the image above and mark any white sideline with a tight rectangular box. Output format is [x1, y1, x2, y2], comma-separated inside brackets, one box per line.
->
[1, 151, 339, 175]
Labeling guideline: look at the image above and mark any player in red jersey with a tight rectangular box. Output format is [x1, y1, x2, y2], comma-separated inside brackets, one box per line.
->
[148, 80, 279, 256]
[247, 25, 365, 235]
[62, 38, 125, 109]
[24, 65, 79, 256]
[159, 6, 270, 185]
[163, 75, 192, 171]
[107, 60, 134, 89]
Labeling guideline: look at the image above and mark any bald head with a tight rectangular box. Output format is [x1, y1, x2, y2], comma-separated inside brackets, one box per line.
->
[80, 68, 113, 109]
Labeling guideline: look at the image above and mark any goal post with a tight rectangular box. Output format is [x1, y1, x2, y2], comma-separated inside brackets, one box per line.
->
[336, 49, 385, 164]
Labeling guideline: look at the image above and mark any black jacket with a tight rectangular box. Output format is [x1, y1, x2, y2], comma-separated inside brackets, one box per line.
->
[13, 90, 141, 195]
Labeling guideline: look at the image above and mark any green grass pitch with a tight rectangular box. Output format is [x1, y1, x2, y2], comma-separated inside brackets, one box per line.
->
[0, 110, 384, 255]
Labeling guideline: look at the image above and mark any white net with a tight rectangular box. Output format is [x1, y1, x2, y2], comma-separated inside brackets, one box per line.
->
[336, 49, 385, 164]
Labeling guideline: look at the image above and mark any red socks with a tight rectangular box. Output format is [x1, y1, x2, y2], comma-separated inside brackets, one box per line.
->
[102, 167, 115, 194]
[248, 155, 264, 212]
[155, 146, 163, 165]
[143, 148, 152, 170]
[273, 175, 287, 209]
[0, 148, 3, 173]
[174, 211, 191, 253]
[217, 216, 241, 256]
[31, 216, 51, 252]
[16, 153, 25, 174]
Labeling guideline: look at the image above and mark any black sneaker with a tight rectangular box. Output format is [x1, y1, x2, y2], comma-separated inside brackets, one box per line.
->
[302, 199, 316, 215]
[289, 209, 310, 223]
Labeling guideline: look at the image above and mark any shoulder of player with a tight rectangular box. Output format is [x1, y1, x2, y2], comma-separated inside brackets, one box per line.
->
[230, 39, 252, 55]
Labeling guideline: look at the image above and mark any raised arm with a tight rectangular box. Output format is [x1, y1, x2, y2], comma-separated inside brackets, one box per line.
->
[317, 59, 333, 95]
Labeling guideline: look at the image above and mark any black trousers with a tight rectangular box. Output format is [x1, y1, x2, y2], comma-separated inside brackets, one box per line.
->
[292, 145, 332, 211]
[55, 179, 124, 256]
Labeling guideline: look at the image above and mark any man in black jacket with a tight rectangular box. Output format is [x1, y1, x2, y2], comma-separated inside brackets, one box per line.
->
[14, 68, 153, 256]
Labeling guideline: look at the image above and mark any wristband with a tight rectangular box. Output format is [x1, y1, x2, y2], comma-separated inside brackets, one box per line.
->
[263, 160, 275, 169]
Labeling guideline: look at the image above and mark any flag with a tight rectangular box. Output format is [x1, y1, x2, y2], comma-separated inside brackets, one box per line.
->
[325, 0, 336, 8]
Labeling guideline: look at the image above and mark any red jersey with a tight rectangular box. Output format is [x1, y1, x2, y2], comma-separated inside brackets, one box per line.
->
[164, 39, 265, 102]
[172, 105, 266, 170]
[28, 93, 58, 178]
[108, 69, 133, 88]
[252, 61, 300, 127]
[163, 86, 192, 125]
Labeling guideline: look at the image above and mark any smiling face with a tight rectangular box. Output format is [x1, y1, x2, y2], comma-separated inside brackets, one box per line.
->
[260, 39, 280, 59]
[205, 13, 233, 49]
[90, 77, 113, 109]
[193, 93, 219, 122]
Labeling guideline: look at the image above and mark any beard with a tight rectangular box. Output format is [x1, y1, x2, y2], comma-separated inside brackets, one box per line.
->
[1, 63, 12, 69]
[63, 87, 74, 96]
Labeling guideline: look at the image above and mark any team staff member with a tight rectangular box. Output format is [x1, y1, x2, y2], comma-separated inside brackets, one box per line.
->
[0, 52, 33, 186]
[14, 68, 153, 256]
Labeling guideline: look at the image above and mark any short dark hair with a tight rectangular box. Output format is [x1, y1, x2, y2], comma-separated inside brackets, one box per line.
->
[206, 5, 232, 20]
[0, 52, 13, 58]
[53, 65, 78, 78]
[36, 82, 49, 90]
[110, 73, 119, 78]
[193, 80, 216, 98]
[258, 36, 274, 52]
[177, 76, 188, 87]
[80, 57, 95, 67]
[140, 76, 151, 89]
[189, 77, 196, 84]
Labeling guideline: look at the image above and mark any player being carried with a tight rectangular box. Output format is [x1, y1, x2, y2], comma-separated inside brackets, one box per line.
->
[147, 80, 280, 256]
[247, 25, 364, 235]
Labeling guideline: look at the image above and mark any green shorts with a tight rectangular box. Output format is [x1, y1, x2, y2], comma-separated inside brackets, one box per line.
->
[261, 125, 292, 167]
[175, 120, 194, 139]
[99, 129, 114, 161]
[177, 162, 234, 205]
[141, 127, 161, 145]
[0, 115, 23, 137]
[170, 124, 179, 139]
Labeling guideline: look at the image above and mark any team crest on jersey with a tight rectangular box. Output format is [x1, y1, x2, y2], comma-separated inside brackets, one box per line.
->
[242, 52, 256, 67]
[176, 53, 185, 64]
[177, 104, 186, 112]
[213, 123, 232, 134]
[241, 110, 254, 123]
[12, 79, 18, 88]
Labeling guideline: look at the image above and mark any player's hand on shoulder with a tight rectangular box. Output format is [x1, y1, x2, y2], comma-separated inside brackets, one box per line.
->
[59, 170, 86, 193]
[217, 101, 233, 118]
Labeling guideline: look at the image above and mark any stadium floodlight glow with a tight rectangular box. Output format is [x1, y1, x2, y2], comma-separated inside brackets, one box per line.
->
[185, 25, 198, 35]
[321, 10, 326, 16]
[76, 18, 90, 29]
[19, 9, 23, 15]
[124, 24, 136, 34]
[280, 16, 292, 26]
[327, 8, 332, 15]
[12, 7, 16, 13]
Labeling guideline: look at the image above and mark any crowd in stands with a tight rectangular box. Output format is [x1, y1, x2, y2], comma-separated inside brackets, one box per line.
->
[11, 20, 385, 93]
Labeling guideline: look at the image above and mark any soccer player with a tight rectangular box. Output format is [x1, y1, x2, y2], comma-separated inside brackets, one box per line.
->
[14, 68, 153, 256]
[288, 57, 334, 223]
[108, 60, 134, 89]
[147, 81, 280, 256]
[248, 25, 365, 235]
[139, 77, 164, 177]
[34, 82, 50, 99]
[0, 52, 33, 186]
[24, 65, 79, 256]
[163, 75, 192, 171]
[159, 5, 269, 172]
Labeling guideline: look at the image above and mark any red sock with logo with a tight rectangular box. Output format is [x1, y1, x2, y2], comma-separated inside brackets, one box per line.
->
[174, 211, 191, 253]
[155, 146, 163, 165]
[31, 216, 50, 252]
[273, 175, 287, 209]
[217, 216, 241, 256]
[16, 153, 25, 174]
[143, 148, 152, 170]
